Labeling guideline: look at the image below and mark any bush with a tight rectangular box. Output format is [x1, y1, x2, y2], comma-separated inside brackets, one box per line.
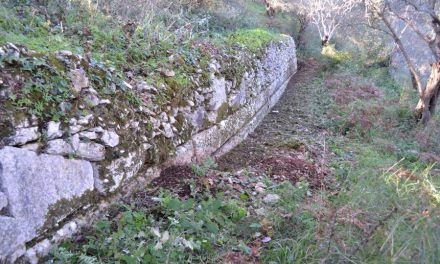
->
[321, 44, 351, 63]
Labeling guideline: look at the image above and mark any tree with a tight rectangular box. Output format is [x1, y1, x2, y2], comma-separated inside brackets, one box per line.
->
[365, 0, 440, 124]
[292, 0, 359, 46]
[263, 0, 309, 48]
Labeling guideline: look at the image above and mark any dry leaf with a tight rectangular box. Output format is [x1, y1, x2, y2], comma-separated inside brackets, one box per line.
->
[159, 68, 176, 77]
[397, 169, 418, 181]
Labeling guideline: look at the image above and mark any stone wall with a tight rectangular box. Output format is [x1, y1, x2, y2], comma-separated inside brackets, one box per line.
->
[0, 37, 297, 262]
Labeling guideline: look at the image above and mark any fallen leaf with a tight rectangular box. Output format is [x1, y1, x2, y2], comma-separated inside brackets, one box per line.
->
[422, 209, 430, 217]
[261, 237, 272, 243]
[151, 227, 160, 237]
[397, 169, 418, 180]
[208, 178, 214, 185]
[260, 218, 273, 235]
[82, 27, 91, 36]
[251, 245, 261, 257]
[280, 212, 293, 218]
[160, 68, 175, 77]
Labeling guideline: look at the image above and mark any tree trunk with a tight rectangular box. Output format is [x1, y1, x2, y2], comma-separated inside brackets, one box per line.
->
[296, 16, 308, 50]
[410, 71, 418, 92]
[416, 61, 440, 124]
[321, 35, 329, 47]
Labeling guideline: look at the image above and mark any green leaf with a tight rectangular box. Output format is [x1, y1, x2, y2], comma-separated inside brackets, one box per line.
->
[239, 193, 250, 201]
[249, 223, 261, 229]
[206, 221, 219, 234]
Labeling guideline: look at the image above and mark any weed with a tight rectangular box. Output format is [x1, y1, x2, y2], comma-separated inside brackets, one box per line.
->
[191, 157, 217, 177]
[51, 190, 248, 263]
[274, 139, 304, 149]
[322, 45, 351, 61]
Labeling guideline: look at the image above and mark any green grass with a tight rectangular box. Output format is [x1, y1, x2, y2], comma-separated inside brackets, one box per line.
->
[310, 57, 440, 263]
[227, 28, 285, 54]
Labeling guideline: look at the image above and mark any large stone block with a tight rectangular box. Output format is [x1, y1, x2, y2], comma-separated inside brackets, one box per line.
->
[5, 127, 40, 146]
[0, 147, 94, 259]
[208, 76, 227, 111]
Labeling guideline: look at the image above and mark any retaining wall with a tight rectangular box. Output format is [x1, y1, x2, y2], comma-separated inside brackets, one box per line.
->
[0, 37, 297, 263]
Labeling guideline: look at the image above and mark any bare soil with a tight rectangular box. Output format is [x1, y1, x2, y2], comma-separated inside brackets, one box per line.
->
[150, 165, 197, 197]
[217, 59, 332, 189]
[132, 59, 332, 211]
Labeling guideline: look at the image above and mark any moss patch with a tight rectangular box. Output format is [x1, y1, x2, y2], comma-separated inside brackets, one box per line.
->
[227, 28, 282, 54]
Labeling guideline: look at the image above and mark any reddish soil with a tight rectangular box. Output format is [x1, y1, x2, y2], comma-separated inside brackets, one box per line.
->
[327, 76, 384, 134]
[132, 165, 203, 208]
[151, 165, 197, 197]
[217, 59, 331, 189]
[221, 252, 261, 264]
[260, 156, 327, 188]
[330, 83, 383, 106]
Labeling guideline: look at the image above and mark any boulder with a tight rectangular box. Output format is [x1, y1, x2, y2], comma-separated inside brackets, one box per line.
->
[45, 136, 105, 161]
[45, 138, 76, 156]
[21, 143, 40, 152]
[161, 123, 174, 138]
[76, 142, 106, 161]
[191, 107, 207, 129]
[79, 131, 98, 140]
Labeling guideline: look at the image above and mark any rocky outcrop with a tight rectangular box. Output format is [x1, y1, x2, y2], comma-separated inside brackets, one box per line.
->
[0, 37, 297, 262]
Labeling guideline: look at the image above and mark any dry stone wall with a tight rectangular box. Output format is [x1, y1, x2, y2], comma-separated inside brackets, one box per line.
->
[0, 37, 297, 263]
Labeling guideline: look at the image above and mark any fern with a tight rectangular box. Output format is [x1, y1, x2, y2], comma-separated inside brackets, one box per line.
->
[78, 254, 99, 264]
[51, 247, 74, 262]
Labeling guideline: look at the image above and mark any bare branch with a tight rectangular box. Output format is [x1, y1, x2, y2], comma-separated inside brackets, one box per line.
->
[381, 10, 424, 96]
[289, 0, 360, 45]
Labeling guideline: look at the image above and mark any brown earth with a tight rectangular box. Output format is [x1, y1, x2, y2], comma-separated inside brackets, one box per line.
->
[217, 59, 331, 189]
[132, 59, 332, 210]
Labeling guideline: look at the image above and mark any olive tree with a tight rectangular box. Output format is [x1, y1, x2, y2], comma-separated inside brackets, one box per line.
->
[292, 0, 360, 46]
[365, 0, 440, 124]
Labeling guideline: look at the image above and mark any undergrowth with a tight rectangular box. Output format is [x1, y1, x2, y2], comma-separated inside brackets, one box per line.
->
[315, 54, 440, 263]
[49, 174, 312, 263]
[51, 191, 248, 263]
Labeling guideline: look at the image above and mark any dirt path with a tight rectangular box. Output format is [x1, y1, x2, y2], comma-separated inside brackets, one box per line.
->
[217, 59, 332, 188]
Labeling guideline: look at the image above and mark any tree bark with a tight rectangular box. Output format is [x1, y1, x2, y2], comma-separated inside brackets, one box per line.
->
[416, 61, 440, 124]
[296, 16, 308, 50]
[321, 35, 329, 47]
[410, 71, 418, 92]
